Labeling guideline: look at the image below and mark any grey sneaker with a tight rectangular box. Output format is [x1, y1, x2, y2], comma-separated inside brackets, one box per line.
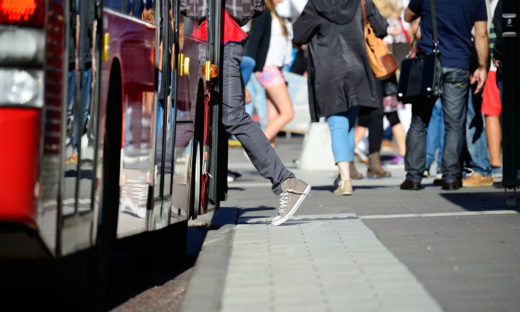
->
[272, 178, 310, 226]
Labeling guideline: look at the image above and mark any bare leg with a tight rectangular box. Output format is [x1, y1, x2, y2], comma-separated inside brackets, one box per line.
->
[265, 93, 278, 147]
[355, 125, 367, 147]
[485, 115, 502, 167]
[392, 123, 407, 156]
[263, 83, 294, 145]
[337, 161, 350, 181]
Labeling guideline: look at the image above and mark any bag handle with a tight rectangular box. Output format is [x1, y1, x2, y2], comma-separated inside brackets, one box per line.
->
[430, 0, 439, 52]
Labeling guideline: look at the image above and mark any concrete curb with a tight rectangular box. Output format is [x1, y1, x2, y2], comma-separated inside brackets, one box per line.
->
[179, 207, 237, 312]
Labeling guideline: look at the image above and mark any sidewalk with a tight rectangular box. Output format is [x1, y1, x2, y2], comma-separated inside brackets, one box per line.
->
[180, 136, 520, 312]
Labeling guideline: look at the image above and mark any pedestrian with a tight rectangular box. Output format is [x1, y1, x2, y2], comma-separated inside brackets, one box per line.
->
[400, 0, 488, 191]
[293, 0, 387, 195]
[183, 0, 311, 225]
[482, 0, 502, 183]
[254, 0, 295, 147]
[354, 92, 392, 178]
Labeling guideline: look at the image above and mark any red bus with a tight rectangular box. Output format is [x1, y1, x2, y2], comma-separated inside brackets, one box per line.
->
[0, 0, 226, 260]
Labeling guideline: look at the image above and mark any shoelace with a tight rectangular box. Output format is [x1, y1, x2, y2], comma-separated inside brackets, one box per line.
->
[278, 188, 310, 216]
[278, 191, 289, 215]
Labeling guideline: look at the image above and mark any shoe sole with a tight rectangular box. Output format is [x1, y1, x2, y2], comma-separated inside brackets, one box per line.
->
[272, 184, 311, 226]
[334, 191, 352, 196]
[462, 182, 493, 187]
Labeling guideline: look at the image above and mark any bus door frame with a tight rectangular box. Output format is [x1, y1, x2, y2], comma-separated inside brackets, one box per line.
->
[151, 0, 176, 230]
[207, 0, 227, 210]
[502, 0, 520, 208]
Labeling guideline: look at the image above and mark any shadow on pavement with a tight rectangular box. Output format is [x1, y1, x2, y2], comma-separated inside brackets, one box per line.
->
[311, 185, 394, 192]
[440, 191, 519, 211]
[1, 221, 213, 312]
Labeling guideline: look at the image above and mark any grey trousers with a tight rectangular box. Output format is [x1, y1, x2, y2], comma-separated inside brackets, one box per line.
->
[222, 43, 294, 195]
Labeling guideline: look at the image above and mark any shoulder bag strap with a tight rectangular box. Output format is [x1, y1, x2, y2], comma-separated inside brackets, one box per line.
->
[399, 19, 410, 43]
[361, 0, 368, 25]
[430, 0, 439, 52]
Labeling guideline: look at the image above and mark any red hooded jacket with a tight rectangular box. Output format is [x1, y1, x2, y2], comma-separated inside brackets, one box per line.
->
[191, 9, 248, 45]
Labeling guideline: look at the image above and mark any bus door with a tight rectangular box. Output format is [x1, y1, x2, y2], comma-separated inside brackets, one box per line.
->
[171, 1, 201, 221]
[59, 0, 101, 255]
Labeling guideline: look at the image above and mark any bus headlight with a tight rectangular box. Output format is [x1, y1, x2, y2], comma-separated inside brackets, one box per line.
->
[0, 69, 43, 107]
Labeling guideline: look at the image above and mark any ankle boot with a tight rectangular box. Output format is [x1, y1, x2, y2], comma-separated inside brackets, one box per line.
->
[349, 161, 364, 179]
[367, 152, 391, 178]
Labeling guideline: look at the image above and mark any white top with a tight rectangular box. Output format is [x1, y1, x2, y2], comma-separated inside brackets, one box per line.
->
[264, 14, 293, 68]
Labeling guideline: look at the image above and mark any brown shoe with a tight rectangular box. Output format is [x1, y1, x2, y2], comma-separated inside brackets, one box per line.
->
[65, 152, 78, 165]
[442, 177, 462, 190]
[367, 152, 391, 178]
[462, 173, 493, 187]
[400, 179, 421, 190]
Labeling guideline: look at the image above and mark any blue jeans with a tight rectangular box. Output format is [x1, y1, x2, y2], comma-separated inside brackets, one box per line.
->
[240, 55, 256, 86]
[405, 68, 469, 183]
[68, 67, 92, 150]
[425, 99, 444, 173]
[245, 75, 268, 129]
[465, 88, 491, 176]
[327, 107, 360, 163]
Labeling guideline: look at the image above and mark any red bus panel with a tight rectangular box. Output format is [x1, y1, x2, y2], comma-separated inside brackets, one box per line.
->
[0, 108, 40, 226]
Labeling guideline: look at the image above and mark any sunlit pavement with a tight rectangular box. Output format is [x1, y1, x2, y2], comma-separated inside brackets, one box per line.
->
[180, 135, 520, 312]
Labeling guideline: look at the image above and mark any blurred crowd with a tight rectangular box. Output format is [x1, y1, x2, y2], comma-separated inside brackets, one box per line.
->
[234, 0, 504, 195]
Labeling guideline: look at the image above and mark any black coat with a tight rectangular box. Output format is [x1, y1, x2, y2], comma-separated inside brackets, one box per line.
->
[244, 10, 271, 72]
[293, 0, 387, 122]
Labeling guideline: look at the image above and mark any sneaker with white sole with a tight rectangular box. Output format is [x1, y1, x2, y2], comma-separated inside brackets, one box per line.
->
[272, 178, 310, 226]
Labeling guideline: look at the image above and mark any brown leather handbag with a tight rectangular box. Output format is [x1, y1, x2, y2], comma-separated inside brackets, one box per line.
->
[361, 0, 397, 80]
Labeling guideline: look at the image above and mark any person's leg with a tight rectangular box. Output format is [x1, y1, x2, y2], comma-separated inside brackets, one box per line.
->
[366, 105, 390, 177]
[355, 107, 370, 163]
[221, 43, 294, 195]
[241, 56, 256, 116]
[265, 92, 278, 146]
[82, 67, 92, 134]
[67, 69, 75, 120]
[327, 107, 359, 194]
[240, 55, 256, 86]
[463, 86, 492, 186]
[485, 115, 502, 167]
[425, 99, 441, 172]
[263, 81, 295, 143]
[403, 97, 436, 184]
[482, 71, 503, 170]
[440, 68, 470, 186]
[367, 106, 383, 154]
[386, 111, 406, 156]
[249, 75, 268, 129]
